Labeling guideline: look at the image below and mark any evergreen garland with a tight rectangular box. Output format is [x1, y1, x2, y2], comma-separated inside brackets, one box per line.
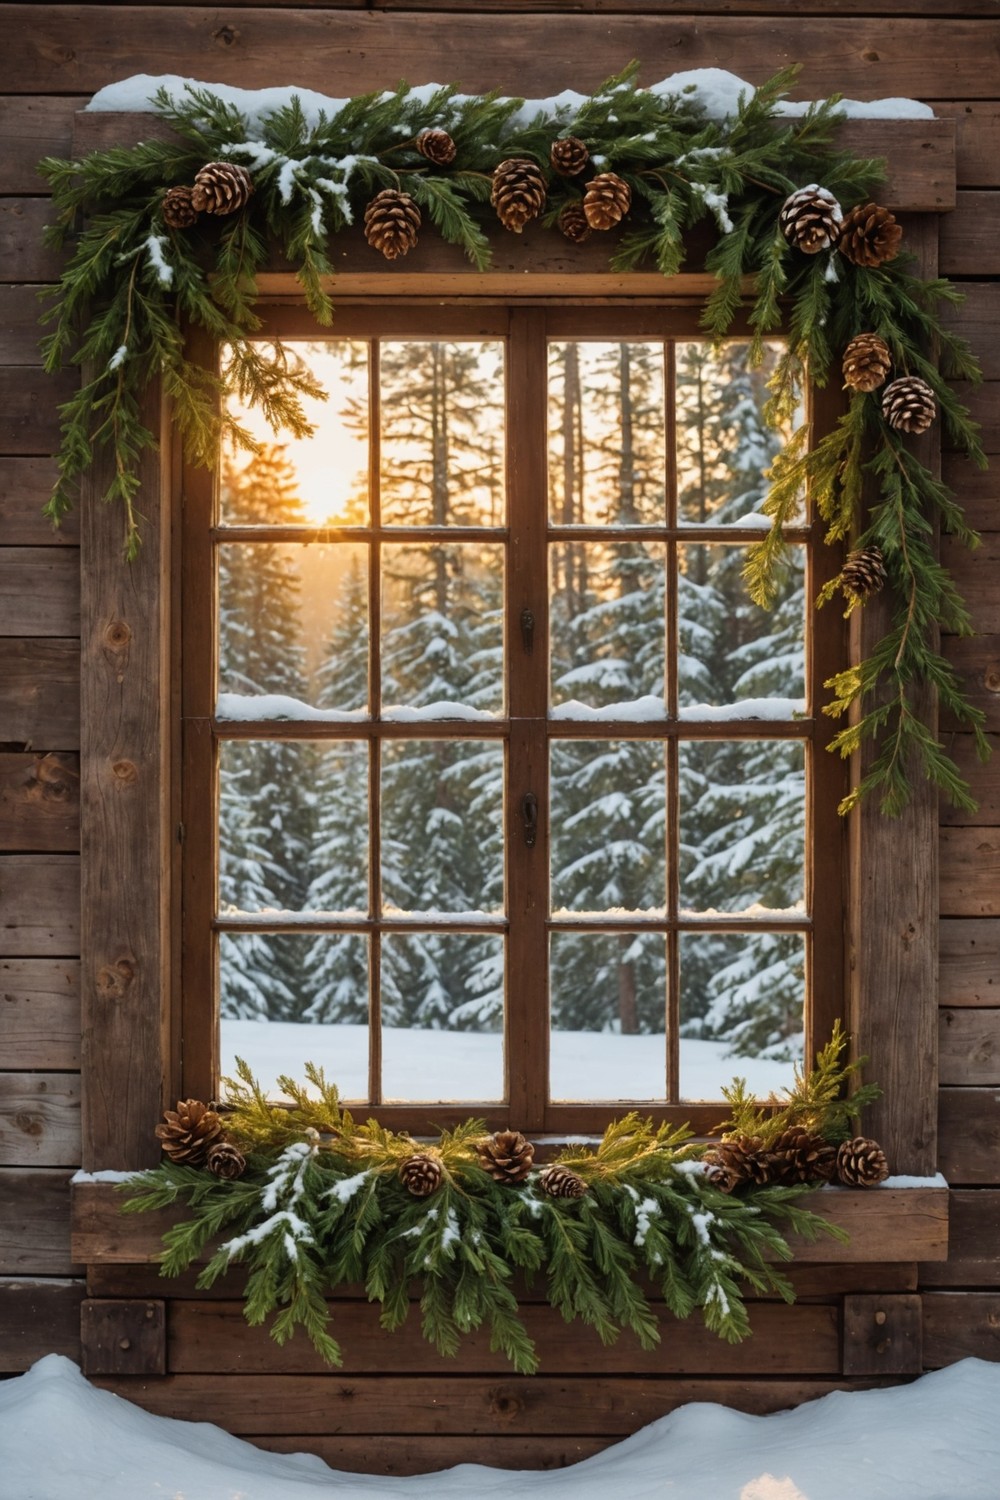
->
[39, 63, 987, 811]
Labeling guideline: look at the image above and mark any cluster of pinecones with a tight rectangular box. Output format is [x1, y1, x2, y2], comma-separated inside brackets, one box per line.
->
[841, 330, 937, 436]
[161, 161, 254, 230]
[155, 1099, 247, 1179]
[397, 1130, 588, 1199]
[779, 184, 902, 266]
[703, 1127, 889, 1194]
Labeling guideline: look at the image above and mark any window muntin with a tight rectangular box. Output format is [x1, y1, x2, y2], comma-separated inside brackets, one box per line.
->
[182, 305, 842, 1132]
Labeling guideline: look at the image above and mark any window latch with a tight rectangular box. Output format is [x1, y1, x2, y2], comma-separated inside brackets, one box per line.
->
[521, 791, 538, 847]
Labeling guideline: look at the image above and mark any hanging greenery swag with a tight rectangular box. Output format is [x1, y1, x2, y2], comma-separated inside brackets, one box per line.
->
[124, 1026, 886, 1373]
[39, 63, 988, 812]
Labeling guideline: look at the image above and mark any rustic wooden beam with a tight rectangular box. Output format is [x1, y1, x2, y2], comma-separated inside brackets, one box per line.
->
[0, 1167, 79, 1275]
[81, 1297, 166, 1376]
[920, 1188, 1000, 1288]
[923, 1290, 1000, 1365]
[842, 1293, 922, 1376]
[938, 1086, 1000, 1182]
[0, 1279, 83, 1371]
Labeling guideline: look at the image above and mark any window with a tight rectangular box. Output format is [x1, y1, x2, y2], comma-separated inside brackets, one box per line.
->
[180, 304, 845, 1133]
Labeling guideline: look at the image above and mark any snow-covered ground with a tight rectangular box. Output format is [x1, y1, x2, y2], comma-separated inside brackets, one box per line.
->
[2, 1354, 998, 1500]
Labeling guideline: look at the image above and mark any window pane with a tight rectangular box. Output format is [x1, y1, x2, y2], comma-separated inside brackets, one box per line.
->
[675, 340, 783, 528]
[381, 543, 504, 716]
[219, 932, 370, 1101]
[678, 930, 805, 1099]
[221, 342, 369, 527]
[549, 541, 666, 717]
[678, 740, 806, 914]
[219, 740, 368, 915]
[548, 341, 666, 526]
[550, 740, 666, 914]
[550, 932, 667, 1100]
[380, 341, 505, 526]
[381, 740, 504, 916]
[381, 933, 504, 1100]
[677, 543, 804, 712]
[218, 542, 369, 717]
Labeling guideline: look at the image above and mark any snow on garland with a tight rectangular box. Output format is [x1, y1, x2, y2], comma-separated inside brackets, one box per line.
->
[125, 1027, 886, 1373]
[39, 63, 988, 812]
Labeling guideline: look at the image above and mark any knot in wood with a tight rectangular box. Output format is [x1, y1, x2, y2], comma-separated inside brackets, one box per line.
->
[104, 619, 131, 651]
[96, 958, 136, 1000]
[213, 24, 239, 46]
[14, 1112, 42, 1137]
[984, 664, 1000, 694]
[111, 760, 139, 785]
[488, 1388, 522, 1421]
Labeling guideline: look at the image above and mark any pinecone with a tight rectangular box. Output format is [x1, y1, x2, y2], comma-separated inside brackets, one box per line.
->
[838, 202, 902, 268]
[491, 158, 547, 233]
[398, 1151, 444, 1197]
[842, 333, 892, 393]
[779, 185, 843, 254]
[550, 136, 589, 177]
[206, 1140, 247, 1180]
[416, 129, 457, 166]
[583, 172, 631, 231]
[477, 1129, 535, 1184]
[161, 185, 199, 230]
[702, 1134, 771, 1192]
[836, 1136, 890, 1188]
[363, 189, 422, 260]
[154, 1099, 223, 1167]
[881, 375, 937, 435]
[841, 545, 888, 601]
[190, 161, 254, 216]
[558, 201, 592, 244]
[537, 1164, 588, 1199]
[767, 1127, 838, 1185]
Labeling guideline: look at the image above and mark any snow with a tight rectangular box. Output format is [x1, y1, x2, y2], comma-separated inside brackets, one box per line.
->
[216, 691, 368, 722]
[677, 697, 806, 722]
[4, 1353, 1000, 1499]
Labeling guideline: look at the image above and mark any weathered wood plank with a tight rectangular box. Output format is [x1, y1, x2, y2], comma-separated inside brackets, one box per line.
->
[0, 1072, 80, 1167]
[0, 548, 79, 637]
[0, 854, 80, 957]
[941, 457, 997, 534]
[0, 97, 84, 196]
[931, 103, 1000, 189]
[940, 191, 1000, 277]
[940, 918, 1000, 1006]
[940, 1008, 1000, 1086]
[938, 1087, 1000, 1184]
[0, 753, 80, 852]
[0, 1279, 83, 1371]
[0, 958, 80, 1069]
[0, 202, 63, 285]
[942, 286, 1000, 380]
[842, 1293, 922, 1377]
[938, 734, 1000, 826]
[0, 366, 76, 455]
[0, 1167, 78, 1274]
[940, 827, 1000, 916]
[81, 1298, 166, 1375]
[941, 636, 1000, 733]
[941, 533, 1000, 635]
[0, 640, 80, 751]
[920, 1189, 1000, 1287]
[923, 1291, 1000, 1365]
[0, 285, 47, 366]
[944, 383, 1000, 455]
[0, 457, 75, 545]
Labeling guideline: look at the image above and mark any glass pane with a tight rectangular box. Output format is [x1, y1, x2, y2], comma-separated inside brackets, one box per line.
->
[221, 342, 369, 526]
[676, 340, 786, 528]
[550, 932, 667, 1100]
[381, 543, 504, 717]
[677, 543, 805, 712]
[678, 740, 806, 914]
[548, 341, 666, 526]
[218, 542, 369, 717]
[550, 740, 666, 914]
[380, 341, 505, 526]
[219, 932, 370, 1101]
[549, 542, 666, 717]
[678, 930, 805, 1099]
[381, 740, 504, 916]
[381, 933, 504, 1100]
[219, 740, 368, 915]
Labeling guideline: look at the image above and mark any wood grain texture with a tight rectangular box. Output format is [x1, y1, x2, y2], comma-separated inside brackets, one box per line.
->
[920, 1189, 1000, 1286]
[0, 366, 76, 454]
[0, 1071, 80, 1166]
[0, 1167, 78, 1274]
[940, 827, 1000, 915]
[0, 548, 79, 636]
[0, 752, 80, 852]
[0, 1279, 83, 1370]
[0, 854, 79, 956]
[935, 103, 1000, 189]
[938, 734, 1000, 826]
[0, 201, 63, 284]
[842, 1293, 922, 1376]
[940, 1008, 1000, 1085]
[923, 1291, 1000, 1365]
[941, 284, 1000, 380]
[940, 457, 997, 533]
[938, 1087, 1000, 1183]
[941, 636, 1000, 732]
[0, 640, 80, 751]
[940, 918, 1000, 1006]
[0, 96, 84, 195]
[81, 1298, 166, 1375]
[943, 382, 1000, 455]
[0, 957, 80, 1069]
[941, 534, 1000, 634]
[0, 284, 48, 365]
[0, 457, 75, 544]
[940, 191, 1000, 276]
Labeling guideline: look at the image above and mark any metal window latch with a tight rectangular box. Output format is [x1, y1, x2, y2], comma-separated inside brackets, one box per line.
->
[521, 791, 538, 847]
[520, 607, 535, 654]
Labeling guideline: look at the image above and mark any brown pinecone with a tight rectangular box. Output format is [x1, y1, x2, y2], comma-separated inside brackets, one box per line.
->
[836, 1136, 890, 1188]
[841, 544, 888, 601]
[206, 1140, 247, 1180]
[491, 158, 547, 233]
[838, 202, 902, 268]
[155, 1099, 223, 1167]
[583, 171, 631, 230]
[550, 136, 589, 177]
[162, 185, 199, 230]
[767, 1127, 838, 1185]
[363, 189, 422, 260]
[703, 1134, 771, 1192]
[881, 375, 937, 435]
[842, 333, 892, 393]
[558, 201, 592, 244]
[779, 184, 842, 254]
[477, 1129, 535, 1184]
[190, 161, 254, 216]
[398, 1151, 444, 1197]
[537, 1164, 588, 1199]
[416, 129, 457, 166]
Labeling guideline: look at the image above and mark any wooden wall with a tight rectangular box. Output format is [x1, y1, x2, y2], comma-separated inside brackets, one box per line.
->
[0, 0, 998, 1470]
